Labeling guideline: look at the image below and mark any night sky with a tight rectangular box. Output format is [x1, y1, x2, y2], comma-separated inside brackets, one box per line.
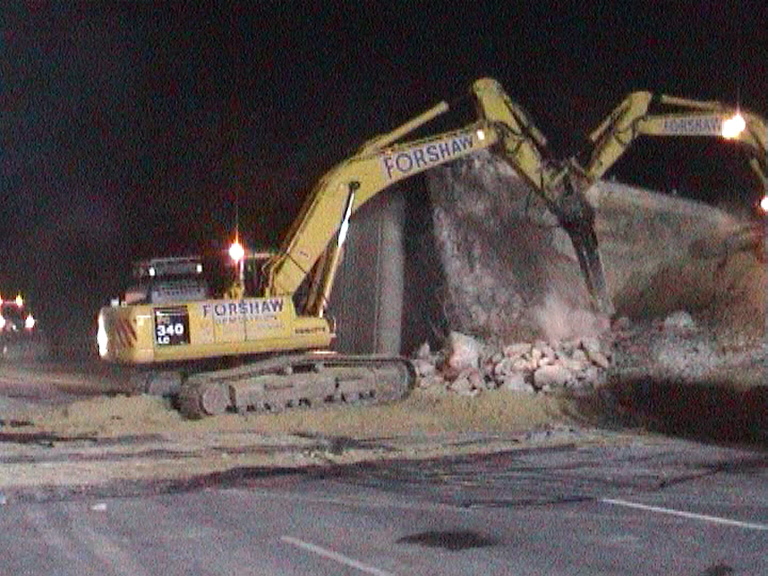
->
[2, 1, 767, 337]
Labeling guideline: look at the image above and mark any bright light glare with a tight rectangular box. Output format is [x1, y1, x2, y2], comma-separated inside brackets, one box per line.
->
[476, 129, 486, 141]
[229, 241, 245, 263]
[15, 294, 23, 307]
[25, 314, 35, 330]
[760, 195, 768, 214]
[97, 314, 108, 358]
[721, 113, 746, 139]
[0, 315, 5, 330]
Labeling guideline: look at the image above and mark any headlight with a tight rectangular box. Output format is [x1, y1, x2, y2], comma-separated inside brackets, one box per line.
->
[721, 112, 746, 139]
[97, 314, 109, 358]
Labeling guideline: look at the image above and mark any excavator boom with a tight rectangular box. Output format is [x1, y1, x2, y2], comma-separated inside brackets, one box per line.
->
[268, 78, 616, 318]
[584, 91, 768, 194]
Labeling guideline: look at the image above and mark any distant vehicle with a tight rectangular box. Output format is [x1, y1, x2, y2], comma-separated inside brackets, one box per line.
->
[1, 294, 37, 335]
[0, 293, 48, 360]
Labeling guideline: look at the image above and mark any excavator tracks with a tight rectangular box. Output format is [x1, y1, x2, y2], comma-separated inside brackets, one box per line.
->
[177, 353, 415, 419]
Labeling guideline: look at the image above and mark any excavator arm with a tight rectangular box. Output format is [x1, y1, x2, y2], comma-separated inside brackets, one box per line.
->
[264, 77, 615, 317]
[584, 91, 768, 193]
[536, 90, 768, 314]
[473, 78, 613, 315]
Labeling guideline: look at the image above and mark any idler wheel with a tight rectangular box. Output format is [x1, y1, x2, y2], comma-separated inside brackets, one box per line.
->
[199, 382, 230, 416]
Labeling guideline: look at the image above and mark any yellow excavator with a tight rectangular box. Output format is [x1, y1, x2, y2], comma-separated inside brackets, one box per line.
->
[498, 89, 768, 315]
[573, 91, 768, 268]
[97, 78, 610, 418]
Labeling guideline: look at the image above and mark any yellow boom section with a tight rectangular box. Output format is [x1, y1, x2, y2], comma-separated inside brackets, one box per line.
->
[584, 91, 768, 191]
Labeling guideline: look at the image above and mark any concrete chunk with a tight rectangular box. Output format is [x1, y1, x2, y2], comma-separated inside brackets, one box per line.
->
[533, 364, 572, 390]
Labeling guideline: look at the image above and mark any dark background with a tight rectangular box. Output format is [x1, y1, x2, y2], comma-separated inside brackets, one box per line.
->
[2, 1, 767, 340]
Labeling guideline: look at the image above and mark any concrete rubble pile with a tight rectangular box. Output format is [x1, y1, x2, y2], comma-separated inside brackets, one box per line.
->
[610, 310, 767, 385]
[412, 331, 612, 397]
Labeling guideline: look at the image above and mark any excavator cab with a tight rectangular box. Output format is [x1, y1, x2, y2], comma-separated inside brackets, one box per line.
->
[122, 257, 209, 305]
[242, 252, 275, 297]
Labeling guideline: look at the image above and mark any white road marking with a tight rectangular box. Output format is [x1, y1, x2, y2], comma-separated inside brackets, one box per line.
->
[601, 498, 768, 531]
[281, 536, 395, 576]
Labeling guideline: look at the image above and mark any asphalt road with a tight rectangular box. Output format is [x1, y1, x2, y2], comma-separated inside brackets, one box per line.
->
[1, 437, 765, 576]
[1, 359, 766, 575]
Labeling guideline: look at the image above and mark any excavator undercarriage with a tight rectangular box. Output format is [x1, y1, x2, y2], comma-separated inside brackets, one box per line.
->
[177, 353, 414, 419]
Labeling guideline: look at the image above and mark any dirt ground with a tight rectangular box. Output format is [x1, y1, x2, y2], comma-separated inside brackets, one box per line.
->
[3, 374, 568, 440]
[0, 325, 763, 494]
[1, 365, 596, 492]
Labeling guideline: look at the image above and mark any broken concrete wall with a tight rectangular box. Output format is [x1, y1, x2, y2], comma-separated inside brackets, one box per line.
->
[427, 151, 765, 344]
[426, 151, 603, 344]
[331, 150, 764, 357]
[330, 191, 405, 355]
